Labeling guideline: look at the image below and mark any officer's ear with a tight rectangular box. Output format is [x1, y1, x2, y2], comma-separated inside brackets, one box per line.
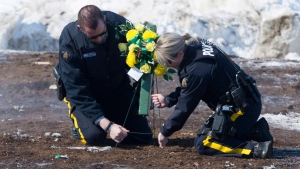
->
[77, 25, 81, 30]
[178, 50, 184, 59]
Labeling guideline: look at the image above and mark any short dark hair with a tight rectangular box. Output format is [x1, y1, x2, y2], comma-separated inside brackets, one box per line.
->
[78, 5, 104, 30]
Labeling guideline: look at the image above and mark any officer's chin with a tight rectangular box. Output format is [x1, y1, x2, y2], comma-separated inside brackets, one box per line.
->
[94, 40, 107, 45]
[91, 40, 102, 44]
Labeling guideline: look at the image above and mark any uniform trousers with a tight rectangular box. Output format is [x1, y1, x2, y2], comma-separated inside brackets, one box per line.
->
[66, 88, 153, 146]
[194, 98, 262, 157]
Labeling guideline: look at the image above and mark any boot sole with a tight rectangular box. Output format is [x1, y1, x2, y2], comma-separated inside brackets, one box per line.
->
[265, 141, 273, 158]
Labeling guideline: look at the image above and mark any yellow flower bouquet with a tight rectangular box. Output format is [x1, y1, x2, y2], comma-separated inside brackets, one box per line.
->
[118, 20, 175, 81]
[117, 20, 176, 116]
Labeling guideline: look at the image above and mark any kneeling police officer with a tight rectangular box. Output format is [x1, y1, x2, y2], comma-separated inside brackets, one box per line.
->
[53, 5, 152, 146]
[151, 32, 273, 158]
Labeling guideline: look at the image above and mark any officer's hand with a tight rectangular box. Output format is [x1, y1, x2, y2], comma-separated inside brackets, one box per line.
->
[158, 132, 168, 148]
[109, 124, 129, 143]
[151, 94, 167, 108]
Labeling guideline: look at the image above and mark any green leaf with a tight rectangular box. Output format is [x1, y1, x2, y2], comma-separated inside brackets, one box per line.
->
[119, 25, 127, 30]
[168, 68, 177, 74]
[145, 23, 157, 32]
[126, 20, 133, 30]
[119, 30, 127, 36]
[168, 75, 174, 81]
[163, 74, 169, 81]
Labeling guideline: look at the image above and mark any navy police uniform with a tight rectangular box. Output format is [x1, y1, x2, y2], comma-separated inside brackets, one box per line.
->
[57, 11, 152, 146]
[162, 39, 262, 157]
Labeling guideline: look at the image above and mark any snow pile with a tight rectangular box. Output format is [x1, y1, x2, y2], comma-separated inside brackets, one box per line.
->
[0, 0, 299, 59]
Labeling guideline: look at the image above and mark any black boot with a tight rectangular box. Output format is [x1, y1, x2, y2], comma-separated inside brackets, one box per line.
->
[250, 117, 273, 142]
[252, 141, 273, 159]
[70, 123, 81, 140]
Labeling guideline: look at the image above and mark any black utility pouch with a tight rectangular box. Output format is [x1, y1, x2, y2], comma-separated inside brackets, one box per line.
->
[204, 114, 214, 128]
[53, 65, 66, 101]
[230, 86, 248, 110]
[211, 105, 234, 140]
[212, 111, 227, 135]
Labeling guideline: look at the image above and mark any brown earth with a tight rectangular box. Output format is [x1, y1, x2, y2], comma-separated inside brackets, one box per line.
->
[0, 52, 300, 169]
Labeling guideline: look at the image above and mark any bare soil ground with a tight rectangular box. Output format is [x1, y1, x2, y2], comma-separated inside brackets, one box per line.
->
[0, 52, 300, 169]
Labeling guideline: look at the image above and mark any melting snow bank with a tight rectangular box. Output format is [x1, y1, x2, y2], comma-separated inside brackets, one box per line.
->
[260, 112, 300, 131]
[0, 49, 55, 57]
[0, 0, 300, 59]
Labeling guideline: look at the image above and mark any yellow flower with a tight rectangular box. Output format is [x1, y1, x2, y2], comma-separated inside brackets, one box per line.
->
[145, 41, 155, 52]
[154, 64, 167, 76]
[129, 44, 140, 52]
[134, 23, 145, 32]
[118, 43, 127, 52]
[142, 30, 157, 41]
[140, 63, 151, 74]
[153, 52, 157, 61]
[126, 29, 139, 42]
[126, 51, 137, 68]
[118, 21, 168, 76]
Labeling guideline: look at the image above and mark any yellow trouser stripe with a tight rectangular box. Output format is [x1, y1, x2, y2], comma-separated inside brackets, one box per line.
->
[63, 98, 87, 144]
[203, 135, 251, 155]
[230, 109, 244, 122]
[63, 97, 72, 110]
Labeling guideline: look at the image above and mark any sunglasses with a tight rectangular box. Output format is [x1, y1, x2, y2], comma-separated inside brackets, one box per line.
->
[87, 29, 107, 40]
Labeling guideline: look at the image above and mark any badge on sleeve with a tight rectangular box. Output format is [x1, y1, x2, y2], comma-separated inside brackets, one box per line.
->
[62, 51, 70, 61]
[181, 77, 188, 88]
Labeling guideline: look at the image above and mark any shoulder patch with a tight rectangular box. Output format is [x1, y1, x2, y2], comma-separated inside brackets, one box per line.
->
[62, 51, 70, 61]
[181, 77, 188, 88]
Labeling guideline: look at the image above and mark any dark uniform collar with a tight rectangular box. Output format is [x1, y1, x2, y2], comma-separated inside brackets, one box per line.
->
[178, 45, 197, 72]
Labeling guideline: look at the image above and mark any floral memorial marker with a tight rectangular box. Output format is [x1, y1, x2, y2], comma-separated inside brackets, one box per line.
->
[118, 21, 175, 116]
